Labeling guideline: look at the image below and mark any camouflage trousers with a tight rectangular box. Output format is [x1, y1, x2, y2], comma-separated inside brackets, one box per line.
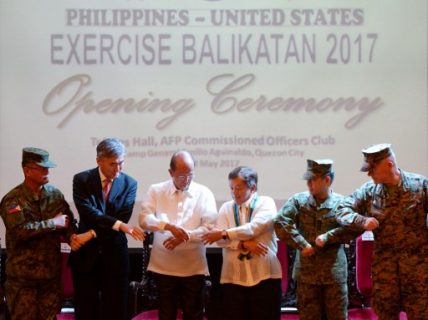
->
[296, 281, 348, 320]
[5, 277, 62, 320]
[372, 248, 428, 320]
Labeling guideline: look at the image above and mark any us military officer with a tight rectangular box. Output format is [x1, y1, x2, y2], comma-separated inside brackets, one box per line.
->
[0, 148, 76, 320]
[275, 159, 358, 320]
[336, 144, 428, 320]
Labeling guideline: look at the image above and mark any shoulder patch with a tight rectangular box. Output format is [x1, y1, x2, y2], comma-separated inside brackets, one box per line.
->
[7, 204, 21, 214]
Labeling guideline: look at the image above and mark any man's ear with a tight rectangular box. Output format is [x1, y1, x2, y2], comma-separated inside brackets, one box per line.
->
[22, 166, 30, 176]
[325, 175, 332, 186]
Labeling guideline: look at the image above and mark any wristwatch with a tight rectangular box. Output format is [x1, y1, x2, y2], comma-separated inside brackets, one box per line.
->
[221, 230, 228, 240]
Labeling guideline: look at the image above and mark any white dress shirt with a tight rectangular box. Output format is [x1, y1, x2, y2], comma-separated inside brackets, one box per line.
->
[217, 194, 282, 286]
[139, 180, 217, 276]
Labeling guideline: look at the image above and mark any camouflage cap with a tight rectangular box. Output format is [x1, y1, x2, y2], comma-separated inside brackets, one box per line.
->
[22, 147, 57, 168]
[360, 143, 392, 172]
[303, 159, 334, 180]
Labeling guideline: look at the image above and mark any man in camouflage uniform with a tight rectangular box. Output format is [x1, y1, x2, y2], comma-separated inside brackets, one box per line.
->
[336, 143, 428, 320]
[0, 148, 76, 320]
[274, 159, 359, 320]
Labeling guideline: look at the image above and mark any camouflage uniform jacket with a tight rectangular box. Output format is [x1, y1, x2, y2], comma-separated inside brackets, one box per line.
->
[275, 191, 358, 285]
[0, 183, 76, 280]
[336, 170, 428, 254]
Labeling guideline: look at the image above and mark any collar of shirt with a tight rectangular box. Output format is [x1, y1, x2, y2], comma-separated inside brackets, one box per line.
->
[22, 182, 47, 201]
[167, 179, 193, 198]
[98, 167, 115, 185]
[308, 191, 336, 210]
[376, 169, 406, 198]
[395, 169, 406, 190]
[239, 192, 257, 211]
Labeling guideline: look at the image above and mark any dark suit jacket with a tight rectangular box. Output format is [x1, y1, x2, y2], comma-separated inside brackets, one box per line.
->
[69, 167, 137, 275]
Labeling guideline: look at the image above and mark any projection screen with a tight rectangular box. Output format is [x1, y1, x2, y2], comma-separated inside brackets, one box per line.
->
[1, 0, 427, 247]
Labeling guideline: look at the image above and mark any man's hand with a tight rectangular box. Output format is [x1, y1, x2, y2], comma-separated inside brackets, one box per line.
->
[315, 234, 328, 248]
[70, 231, 94, 251]
[363, 217, 379, 231]
[301, 244, 315, 257]
[165, 224, 189, 241]
[202, 229, 222, 245]
[241, 240, 269, 256]
[52, 213, 69, 229]
[120, 224, 146, 241]
[163, 236, 184, 250]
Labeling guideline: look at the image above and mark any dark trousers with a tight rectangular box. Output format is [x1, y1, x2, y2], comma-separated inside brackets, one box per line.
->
[222, 278, 282, 320]
[72, 256, 128, 320]
[154, 273, 205, 320]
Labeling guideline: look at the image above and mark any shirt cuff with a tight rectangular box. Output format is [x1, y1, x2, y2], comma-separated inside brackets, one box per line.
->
[186, 230, 195, 242]
[113, 220, 122, 231]
[158, 221, 167, 231]
[226, 228, 237, 240]
[47, 219, 56, 230]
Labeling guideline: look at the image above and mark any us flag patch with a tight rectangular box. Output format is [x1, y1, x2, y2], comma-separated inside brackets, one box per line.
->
[8, 204, 21, 214]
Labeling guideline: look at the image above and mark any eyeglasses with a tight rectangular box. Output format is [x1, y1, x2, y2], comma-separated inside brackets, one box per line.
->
[174, 173, 194, 181]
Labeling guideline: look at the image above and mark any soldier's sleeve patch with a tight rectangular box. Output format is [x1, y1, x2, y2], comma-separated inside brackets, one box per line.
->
[7, 204, 21, 214]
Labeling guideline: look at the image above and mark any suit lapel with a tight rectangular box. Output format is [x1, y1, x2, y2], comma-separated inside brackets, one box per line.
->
[89, 168, 105, 210]
[107, 173, 123, 203]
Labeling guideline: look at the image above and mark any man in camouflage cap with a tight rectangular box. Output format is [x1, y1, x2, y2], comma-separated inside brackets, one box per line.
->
[0, 147, 77, 320]
[274, 159, 359, 320]
[336, 143, 428, 319]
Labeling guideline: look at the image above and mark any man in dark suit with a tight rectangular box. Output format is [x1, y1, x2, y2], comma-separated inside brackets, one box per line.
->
[69, 138, 145, 320]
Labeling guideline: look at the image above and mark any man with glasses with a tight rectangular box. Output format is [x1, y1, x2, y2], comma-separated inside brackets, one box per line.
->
[336, 144, 428, 319]
[202, 166, 282, 320]
[0, 147, 76, 320]
[69, 138, 145, 320]
[139, 150, 217, 320]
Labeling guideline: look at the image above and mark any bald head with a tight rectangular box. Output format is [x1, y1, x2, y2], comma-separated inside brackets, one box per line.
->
[170, 151, 194, 171]
[169, 151, 195, 191]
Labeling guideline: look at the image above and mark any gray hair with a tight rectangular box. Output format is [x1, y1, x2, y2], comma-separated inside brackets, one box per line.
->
[228, 166, 258, 190]
[96, 138, 125, 158]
